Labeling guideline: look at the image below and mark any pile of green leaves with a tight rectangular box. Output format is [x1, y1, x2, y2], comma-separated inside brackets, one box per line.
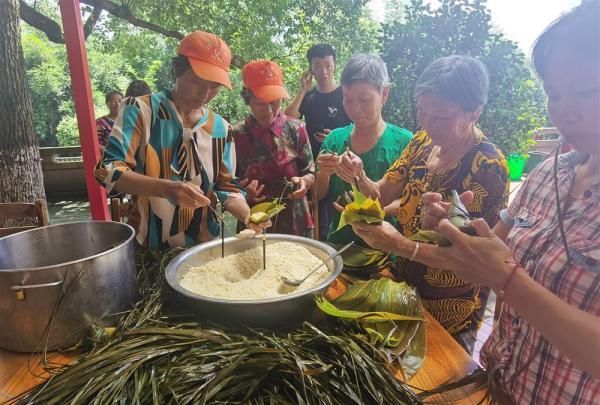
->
[316, 278, 427, 379]
[340, 243, 392, 275]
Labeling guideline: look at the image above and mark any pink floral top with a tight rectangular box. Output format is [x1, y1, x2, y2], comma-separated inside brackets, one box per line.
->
[232, 111, 315, 236]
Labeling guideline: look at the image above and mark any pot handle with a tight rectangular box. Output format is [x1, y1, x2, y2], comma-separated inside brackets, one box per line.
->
[11, 280, 63, 300]
[11, 280, 63, 290]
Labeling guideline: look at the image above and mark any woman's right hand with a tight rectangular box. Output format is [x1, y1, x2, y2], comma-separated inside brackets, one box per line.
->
[166, 181, 211, 209]
[239, 178, 266, 204]
[317, 153, 340, 177]
[336, 151, 364, 185]
[420, 191, 473, 230]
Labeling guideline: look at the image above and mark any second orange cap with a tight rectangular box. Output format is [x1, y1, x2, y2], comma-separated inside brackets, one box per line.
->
[242, 60, 290, 103]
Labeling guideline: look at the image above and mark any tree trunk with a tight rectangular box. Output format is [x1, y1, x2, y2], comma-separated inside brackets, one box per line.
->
[0, 0, 46, 225]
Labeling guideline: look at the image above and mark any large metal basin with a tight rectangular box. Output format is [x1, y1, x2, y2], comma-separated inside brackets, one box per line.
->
[0, 221, 136, 352]
[165, 234, 342, 328]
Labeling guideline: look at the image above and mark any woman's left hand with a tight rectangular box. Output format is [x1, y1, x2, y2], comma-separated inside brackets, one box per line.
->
[352, 221, 404, 253]
[289, 176, 308, 200]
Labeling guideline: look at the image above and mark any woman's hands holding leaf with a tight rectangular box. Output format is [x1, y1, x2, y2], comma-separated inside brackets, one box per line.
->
[420, 191, 473, 230]
[336, 151, 364, 185]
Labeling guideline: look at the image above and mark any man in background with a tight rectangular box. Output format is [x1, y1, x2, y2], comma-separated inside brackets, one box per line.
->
[285, 43, 351, 240]
[285, 44, 350, 156]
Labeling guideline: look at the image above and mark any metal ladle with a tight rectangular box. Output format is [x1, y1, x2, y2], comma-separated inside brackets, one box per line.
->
[281, 241, 354, 286]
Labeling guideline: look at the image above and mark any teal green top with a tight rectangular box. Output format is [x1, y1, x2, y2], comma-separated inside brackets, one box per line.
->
[321, 123, 413, 245]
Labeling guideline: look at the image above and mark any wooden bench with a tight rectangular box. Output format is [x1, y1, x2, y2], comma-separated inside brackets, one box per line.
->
[0, 200, 49, 237]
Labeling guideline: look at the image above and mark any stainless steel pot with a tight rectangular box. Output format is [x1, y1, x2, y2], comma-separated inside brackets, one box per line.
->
[165, 234, 342, 328]
[0, 221, 136, 352]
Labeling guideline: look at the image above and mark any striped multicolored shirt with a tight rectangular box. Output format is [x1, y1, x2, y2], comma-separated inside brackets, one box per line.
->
[95, 91, 243, 249]
[482, 151, 600, 404]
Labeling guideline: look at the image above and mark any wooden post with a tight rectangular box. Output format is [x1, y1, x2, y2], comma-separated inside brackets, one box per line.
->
[59, 0, 109, 220]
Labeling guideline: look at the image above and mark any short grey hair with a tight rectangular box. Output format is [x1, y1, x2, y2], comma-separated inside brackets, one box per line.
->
[341, 54, 389, 92]
[414, 55, 489, 112]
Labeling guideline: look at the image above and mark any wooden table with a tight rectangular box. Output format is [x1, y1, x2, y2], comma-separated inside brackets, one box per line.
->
[0, 313, 485, 403]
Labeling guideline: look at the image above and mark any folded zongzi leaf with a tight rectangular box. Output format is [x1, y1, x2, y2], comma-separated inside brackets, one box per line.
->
[249, 199, 286, 224]
[336, 186, 385, 231]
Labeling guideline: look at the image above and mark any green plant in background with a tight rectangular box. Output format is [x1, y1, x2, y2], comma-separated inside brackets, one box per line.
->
[21, 0, 548, 153]
[21, 0, 381, 144]
[381, 0, 548, 157]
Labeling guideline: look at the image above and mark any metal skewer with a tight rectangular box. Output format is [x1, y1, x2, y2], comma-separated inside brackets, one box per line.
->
[262, 228, 266, 270]
[345, 143, 361, 192]
[220, 204, 225, 258]
[206, 204, 233, 257]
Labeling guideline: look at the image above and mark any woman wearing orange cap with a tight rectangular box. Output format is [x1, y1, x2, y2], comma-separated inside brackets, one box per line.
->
[232, 60, 315, 237]
[95, 31, 268, 249]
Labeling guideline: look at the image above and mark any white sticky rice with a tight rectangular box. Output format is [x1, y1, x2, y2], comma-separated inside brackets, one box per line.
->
[178, 241, 330, 300]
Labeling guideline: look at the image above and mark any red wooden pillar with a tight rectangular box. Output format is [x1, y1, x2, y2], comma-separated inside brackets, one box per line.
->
[59, 0, 109, 220]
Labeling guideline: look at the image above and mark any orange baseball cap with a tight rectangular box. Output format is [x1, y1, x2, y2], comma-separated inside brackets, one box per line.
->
[177, 31, 232, 89]
[242, 60, 290, 103]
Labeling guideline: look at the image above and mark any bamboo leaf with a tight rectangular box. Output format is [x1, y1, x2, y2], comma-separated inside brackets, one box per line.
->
[316, 297, 425, 322]
[249, 199, 286, 224]
[408, 230, 452, 246]
[336, 187, 385, 231]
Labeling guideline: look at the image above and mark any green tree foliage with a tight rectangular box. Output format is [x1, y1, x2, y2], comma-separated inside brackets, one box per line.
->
[22, 25, 139, 146]
[381, 0, 548, 155]
[22, 0, 547, 154]
[22, 0, 381, 146]
[22, 28, 69, 146]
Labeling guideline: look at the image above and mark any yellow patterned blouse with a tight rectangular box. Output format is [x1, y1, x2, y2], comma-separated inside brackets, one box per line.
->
[385, 130, 509, 346]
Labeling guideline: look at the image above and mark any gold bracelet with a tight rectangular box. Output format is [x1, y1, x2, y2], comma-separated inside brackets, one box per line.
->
[410, 242, 420, 261]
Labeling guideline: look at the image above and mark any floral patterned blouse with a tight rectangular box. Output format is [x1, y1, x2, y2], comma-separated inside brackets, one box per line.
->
[385, 130, 509, 350]
[232, 112, 315, 237]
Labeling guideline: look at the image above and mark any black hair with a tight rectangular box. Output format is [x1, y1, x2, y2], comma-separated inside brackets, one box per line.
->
[105, 90, 123, 104]
[306, 43, 336, 65]
[171, 54, 192, 81]
[532, 0, 599, 79]
[125, 80, 152, 98]
[240, 87, 253, 105]
[414, 55, 489, 112]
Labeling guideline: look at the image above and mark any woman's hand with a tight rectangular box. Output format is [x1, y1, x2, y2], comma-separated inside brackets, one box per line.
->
[166, 181, 211, 209]
[289, 176, 308, 200]
[430, 218, 514, 291]
[351, 221, 405, 253]
[336, 151, 364, 185]
[421, 191, 473, 230]
[314, 128, 331, 143]
[245, 219, 272, 234]
[317, 153, 340, 177]
[239, 178, 266, 204]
